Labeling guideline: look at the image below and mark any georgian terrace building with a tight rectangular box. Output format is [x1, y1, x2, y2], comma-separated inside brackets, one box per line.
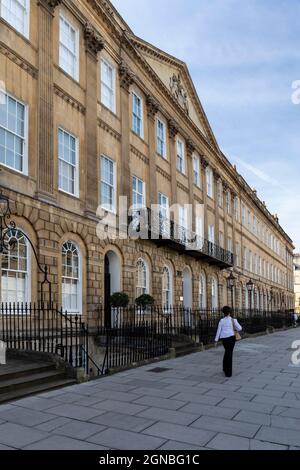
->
[0, 0, 294, 325]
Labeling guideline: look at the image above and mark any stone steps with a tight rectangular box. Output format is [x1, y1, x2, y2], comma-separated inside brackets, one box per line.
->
[0, 358, 76, 404]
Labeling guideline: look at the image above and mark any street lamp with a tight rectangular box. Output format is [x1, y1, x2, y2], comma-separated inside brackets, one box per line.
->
[227, 272, 237, 311]
[246, 278, 254, 314]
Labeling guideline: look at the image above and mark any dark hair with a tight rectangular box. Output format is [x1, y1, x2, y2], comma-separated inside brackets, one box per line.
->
[222, 306, 232, 316]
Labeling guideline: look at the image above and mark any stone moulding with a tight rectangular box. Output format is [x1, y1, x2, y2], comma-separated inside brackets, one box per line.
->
[130, 145, 149, 165]
[98, 118, 121, 141]
[0, 42, 38, 79]
[84, 22, 105, 56]
[54, 85, 86, 114]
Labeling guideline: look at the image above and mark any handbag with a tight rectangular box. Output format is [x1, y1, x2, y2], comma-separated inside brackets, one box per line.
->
[231, 318, 241, 341]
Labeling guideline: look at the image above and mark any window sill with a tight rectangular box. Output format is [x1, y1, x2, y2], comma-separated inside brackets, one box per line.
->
[58, 189, 80, 200]
[0, 163, 28, 178]
[98, 101, 119, 119]
[131, 130, 146, 144]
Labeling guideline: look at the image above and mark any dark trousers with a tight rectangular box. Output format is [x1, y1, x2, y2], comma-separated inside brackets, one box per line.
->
[221, 336, 236, 377]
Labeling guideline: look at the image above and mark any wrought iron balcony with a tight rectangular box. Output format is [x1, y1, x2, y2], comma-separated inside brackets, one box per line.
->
[128, 208, 234, 269]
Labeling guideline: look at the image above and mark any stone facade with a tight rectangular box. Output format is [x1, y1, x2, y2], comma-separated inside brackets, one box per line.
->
[0, 0, 295, 324]
[294, 254, 300, 314]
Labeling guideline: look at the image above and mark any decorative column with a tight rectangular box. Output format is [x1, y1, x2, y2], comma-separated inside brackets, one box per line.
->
[36, 0, 62, 201]
[84, 23, 104, 218]
[223, 182, 229, 253]
[201, 157, 208, 239]
[146, 95, 159, 206]
[213, 170, 220, 247]
[186, 139, 195, 231]
[168, 119, 179, 208]
[119, 61, 134, 200]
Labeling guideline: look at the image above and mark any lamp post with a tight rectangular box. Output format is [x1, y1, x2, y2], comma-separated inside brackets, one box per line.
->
[227, 272, 237, 312]
[246, 278, 254, 315]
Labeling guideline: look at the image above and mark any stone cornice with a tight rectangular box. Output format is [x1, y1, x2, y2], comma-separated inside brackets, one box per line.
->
[0, 41, 38, 79]
[84, 23, 105, 56]
[98, 118, 121, 141]
[130, 145, 149, 165]
[156, 166, 171, 182]
[177, 182, 189, 194]
[54, 85, 86, 114]
[119, 61, 134, 91]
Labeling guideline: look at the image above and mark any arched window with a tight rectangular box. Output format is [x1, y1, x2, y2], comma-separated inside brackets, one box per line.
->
[62, 241, 81, 314]
[211, 276, 218, 310]
[245, 287, 249, 310]
[136, 258, 149, 298]
[199, 273, 206, 310]
[1, 228, 30, 303]
[162, 266, 172, 309]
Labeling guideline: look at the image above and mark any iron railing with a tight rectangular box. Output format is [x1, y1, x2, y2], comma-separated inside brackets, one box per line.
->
[129, 208, 234, 267]
[0, 302, 92, 375]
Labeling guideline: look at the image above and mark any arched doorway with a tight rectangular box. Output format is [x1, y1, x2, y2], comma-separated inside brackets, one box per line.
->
[104, 250, 121, 327]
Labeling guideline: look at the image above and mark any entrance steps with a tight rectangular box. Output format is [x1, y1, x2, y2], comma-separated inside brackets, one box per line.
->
[0, 355, 76, 404]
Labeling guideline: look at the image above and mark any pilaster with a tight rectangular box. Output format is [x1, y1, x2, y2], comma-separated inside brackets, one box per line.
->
[168, 119, 179, 208]
[146, 95, 159, 206]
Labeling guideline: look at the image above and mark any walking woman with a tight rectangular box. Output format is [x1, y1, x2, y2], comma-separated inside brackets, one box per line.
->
[215, 306, 242, 378]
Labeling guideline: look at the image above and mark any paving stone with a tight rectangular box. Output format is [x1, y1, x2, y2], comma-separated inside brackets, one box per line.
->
[171, 392, 223, 406]
[0, 406, 54, 427]
[35, 417, 72, 432]
[204, 389, 255, 401]
[218, 398, 274, 414]
[159, 440, 207, 450]
[137, 407, 199, 426]
[54, 420, 106, 439]
[252, 395, 300, 409]
[91, 400, 147, 416]
[280, 407, 300, 419]
[133, 396, 187, 411]
[45, 404, 105, 421]
[233, 410, 271, 425]
[255, 426, 300, 447]
[270, 415, 300, 431]
[179, 403, 239, 420]
[191, 415, 260, 438]
[205, 433, 250, 450]
[90, 411, 155, 432]
[0, 443, 15, 450]
[122, 387, 177, 399]
[249, 440, 288, 450]
[24, 435, 109, 450]
[13, 396, 61, 411]
[142, 422, 215, 447]
[88, 428, 165, 450]
[236, 387, 284, 398]
[0, 422, 48, 448]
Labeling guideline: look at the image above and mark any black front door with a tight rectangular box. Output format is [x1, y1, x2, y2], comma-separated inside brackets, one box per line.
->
[104, 255, 111, 328]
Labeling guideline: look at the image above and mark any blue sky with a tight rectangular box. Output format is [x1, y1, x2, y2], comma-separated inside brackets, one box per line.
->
[111, 0, 300, 251]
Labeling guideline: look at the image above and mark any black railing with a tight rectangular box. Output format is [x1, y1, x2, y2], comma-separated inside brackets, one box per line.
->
[129, 208, 234, 267]
[0, 302, 91, 373]
[97, 306, 296, 371]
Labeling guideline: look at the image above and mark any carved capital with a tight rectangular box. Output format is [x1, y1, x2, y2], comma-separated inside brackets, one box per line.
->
[223, 182, 229, 193]
[119, 61, 134, 91]
[213, 169, 221, 180]
[146, 95, 159, 120]
[84, 23, 104, 57]
[201, 156, 208, 169]
[186, 138, 195, 157]
[38, 0, 62, 13]
[168, 119, 179, 140]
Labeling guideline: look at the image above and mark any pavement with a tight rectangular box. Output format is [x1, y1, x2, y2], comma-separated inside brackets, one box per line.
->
[0, 328, 300, 450]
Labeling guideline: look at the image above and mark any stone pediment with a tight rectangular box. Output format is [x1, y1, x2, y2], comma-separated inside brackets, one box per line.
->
[129, 35, 220, 152]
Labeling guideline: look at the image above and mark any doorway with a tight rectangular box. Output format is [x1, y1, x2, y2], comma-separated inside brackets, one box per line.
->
[104, 251, 121, 327]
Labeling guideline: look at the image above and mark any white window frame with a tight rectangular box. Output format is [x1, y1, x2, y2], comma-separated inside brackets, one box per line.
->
[132, 176, 146, 209]
[218, 180, 223, 207]
[206, 166, 213, 199]
[1, 227, 31, 304]
[176, 138, 185, 174]
[0, 90, 28, 175]
[193, 154, 201, 187]
[208, 224, 215, 244]
[59, 13, 79, 81]
[226, 191, 231, 215]
[211, 276, 219, 310]
[156, 118, 167, 159]
[199, 273, 207, 309]
[0, 0, 30, 38]
[100, 154, 116, 214]
[100, 58, 116, 113]
[136, 258, 149, 298]
[162, 265, 173, 309]
[132, 92, 144, 139]
[58, 127, 79, 197]
[61, 241, 82, 315]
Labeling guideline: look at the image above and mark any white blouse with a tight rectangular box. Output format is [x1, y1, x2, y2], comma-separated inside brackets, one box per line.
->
[215, 316, 242, 342]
